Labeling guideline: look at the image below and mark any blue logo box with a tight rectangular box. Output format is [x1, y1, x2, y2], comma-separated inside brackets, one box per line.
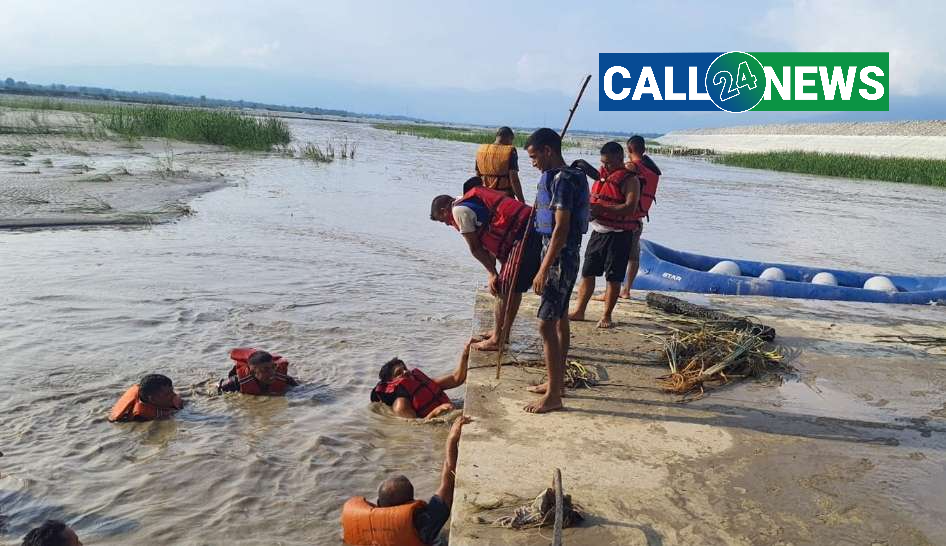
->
[599, 52, 722, 111]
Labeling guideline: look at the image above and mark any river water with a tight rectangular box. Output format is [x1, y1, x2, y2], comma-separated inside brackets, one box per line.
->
[1, 119, 945, 545]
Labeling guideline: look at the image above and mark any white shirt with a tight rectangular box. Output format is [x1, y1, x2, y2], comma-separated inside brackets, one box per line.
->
[452, 205, 481, 234]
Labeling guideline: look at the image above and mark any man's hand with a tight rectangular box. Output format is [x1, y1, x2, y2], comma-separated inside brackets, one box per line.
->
[424, 403, 455, 421]
[589, 203, 606, 217]
[532, 268, 547, 296]
[488, 272, 500, 296]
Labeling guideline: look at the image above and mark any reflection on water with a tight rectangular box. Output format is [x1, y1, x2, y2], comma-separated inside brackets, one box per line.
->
[1, 119, 946, 544]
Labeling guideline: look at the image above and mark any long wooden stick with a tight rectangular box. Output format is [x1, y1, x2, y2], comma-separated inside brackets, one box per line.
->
[552, 468, 564, 546]
[561, 75, 591, 138]
[494, 75, 592, 380]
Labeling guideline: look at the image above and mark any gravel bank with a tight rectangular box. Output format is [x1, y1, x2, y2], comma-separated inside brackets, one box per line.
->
[659, 121, 946, 159]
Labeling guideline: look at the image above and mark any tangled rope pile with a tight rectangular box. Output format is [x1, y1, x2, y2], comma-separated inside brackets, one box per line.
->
[490, 487, 584, 530]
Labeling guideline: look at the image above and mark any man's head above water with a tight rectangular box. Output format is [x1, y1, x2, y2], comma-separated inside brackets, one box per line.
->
[247, 350, 277, 385]
[21, 520, 83, 546]
[377, 474, 415, 507]
[138, 374, 178, 408]
[378, 358, 408, 382]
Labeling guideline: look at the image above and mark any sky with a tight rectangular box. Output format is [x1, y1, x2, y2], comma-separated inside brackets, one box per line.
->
[2, 0, 944, 132]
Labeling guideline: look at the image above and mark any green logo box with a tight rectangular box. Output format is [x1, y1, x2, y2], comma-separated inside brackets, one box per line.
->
[751, 52, 889, 111]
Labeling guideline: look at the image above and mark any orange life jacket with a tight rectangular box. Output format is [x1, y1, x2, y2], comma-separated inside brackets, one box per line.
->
[341, 496, 428, 546]
[629, 157, 660, 221]
[372, 368, 452, 418]
[590, 166, 640, 231]
[475, 143, 516, 192]
[228, 347, 293, 396]
[447, 186, 532, 261]
[108, 384, 182, 422]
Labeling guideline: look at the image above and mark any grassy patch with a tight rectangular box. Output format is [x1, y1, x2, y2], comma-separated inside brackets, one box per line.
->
[100, 106, 291, 150]
[0, 96, 292, 150]
[299, 142, 333, 163]
[373, 123, 579, 148]
[713, 151, 946, 187]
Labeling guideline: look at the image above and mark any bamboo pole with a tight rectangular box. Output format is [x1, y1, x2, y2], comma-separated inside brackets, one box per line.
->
[494, 75, 592, 379]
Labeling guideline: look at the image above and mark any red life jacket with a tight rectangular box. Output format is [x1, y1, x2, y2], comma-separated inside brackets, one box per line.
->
[373, 369, 451, 418]
[229, 347, 293, 396]
[590, 166, 640, 231]
[630, 158, 660, 221]
[447, 186, 532, 261]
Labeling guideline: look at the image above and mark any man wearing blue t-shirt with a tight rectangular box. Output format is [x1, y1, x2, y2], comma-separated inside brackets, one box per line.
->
[522, 128, 589, 414]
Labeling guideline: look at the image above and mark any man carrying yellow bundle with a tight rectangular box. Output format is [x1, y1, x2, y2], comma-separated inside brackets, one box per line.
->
[475, 126, 525, 202]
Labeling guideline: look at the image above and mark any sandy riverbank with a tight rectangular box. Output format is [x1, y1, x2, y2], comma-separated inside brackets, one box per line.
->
[450, 290, 946, 545]
[659, 121, 946, 159]
[0, 108, 233, 229]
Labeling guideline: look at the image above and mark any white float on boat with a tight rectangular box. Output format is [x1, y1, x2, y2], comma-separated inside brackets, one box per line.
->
[864, 275, 897, 292]
[708, 260, 742, 276]
[759, 267, 786, 281]
[811, 272, 839, 286]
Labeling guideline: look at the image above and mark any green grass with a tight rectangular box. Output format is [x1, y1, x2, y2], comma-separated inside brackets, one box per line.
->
[372, 123, 579, 148]
[100, 106, 291, 150]
[713, 151, 946, 187]
[0, 96, 292, 150]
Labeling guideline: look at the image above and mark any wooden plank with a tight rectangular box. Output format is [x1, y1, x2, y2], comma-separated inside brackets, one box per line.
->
[552, 468, 564, 546]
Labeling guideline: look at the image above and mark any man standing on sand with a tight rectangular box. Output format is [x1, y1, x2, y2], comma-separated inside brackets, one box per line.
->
[619, 135, 661, 298]
[522, 128, 589, 414]
[475, 127, 525, 202]
[569, 141, 639, 328]
[430, 185, 541, 353]
[591, 134, 662, 301]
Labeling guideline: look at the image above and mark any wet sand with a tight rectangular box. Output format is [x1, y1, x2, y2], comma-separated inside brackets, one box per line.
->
[0, 134, 230, 229]
[450, 290, 946, 545]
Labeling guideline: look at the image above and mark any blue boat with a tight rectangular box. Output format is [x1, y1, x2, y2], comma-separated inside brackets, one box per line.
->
[634, 240, 946, 305]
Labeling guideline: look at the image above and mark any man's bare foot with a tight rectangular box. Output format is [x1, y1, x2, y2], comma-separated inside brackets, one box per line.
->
[473, 330, 494, 342]
[590, 293, 606, 302]
[526, 382, 566, 396]
[524, 395, 564, 414]
[619, 289, 631, 299]
[472, 337, 502, 351]
[567, 309, 585, 321]
[597, 317, 613, 329]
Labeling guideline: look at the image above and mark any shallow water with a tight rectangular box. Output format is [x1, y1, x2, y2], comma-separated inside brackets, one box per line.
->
[1, 119, 945, 545]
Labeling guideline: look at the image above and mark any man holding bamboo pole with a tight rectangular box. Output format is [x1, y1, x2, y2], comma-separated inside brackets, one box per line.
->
[522, 128, 589, 414]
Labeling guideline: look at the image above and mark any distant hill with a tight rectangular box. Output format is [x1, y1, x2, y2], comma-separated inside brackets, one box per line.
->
[0, 76, 422, 122]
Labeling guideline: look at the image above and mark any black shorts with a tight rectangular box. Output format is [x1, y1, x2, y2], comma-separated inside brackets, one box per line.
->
[537, 244, 580, 321]
[581, 230, 635, 283]
[499, 229, 542, 294]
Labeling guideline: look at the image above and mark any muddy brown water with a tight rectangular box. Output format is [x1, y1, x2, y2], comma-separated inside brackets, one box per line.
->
[1, 118, 945, 545]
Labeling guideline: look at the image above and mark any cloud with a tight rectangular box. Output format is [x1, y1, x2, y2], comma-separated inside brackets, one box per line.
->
[755, 0, 946, 96]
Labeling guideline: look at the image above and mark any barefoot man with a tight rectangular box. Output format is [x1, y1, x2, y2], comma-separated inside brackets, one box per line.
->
[522, 128, 589, 413]
[592, 134, 662, 300]
[569, 141, 639, 328]
[430, 185, 542, 351]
